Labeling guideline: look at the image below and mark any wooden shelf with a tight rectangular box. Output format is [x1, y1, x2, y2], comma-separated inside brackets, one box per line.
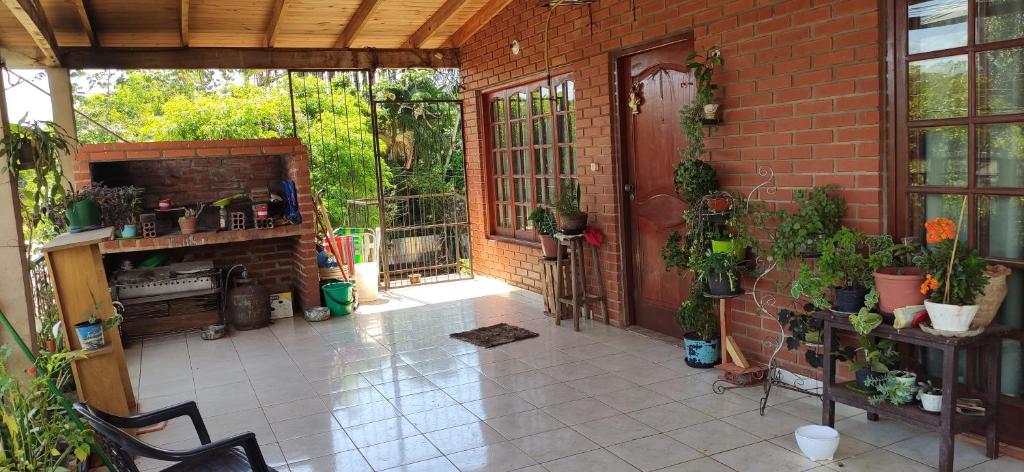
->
[72, 343, 115, 359]
[100, 225, 310, 254]
[831, 381, 987, 432]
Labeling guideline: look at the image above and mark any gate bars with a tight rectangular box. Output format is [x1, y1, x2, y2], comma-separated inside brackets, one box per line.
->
[288, 69, 472, 290]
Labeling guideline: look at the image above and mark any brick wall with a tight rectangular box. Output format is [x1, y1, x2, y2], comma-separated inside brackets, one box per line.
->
[76, 138, 320, 311]
[461, 0, 885, 375]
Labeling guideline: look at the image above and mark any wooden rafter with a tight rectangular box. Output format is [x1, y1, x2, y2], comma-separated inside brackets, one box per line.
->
[403, 0, 471, 48]
[59, 47, 460, 69]
[70, 0, 97, 46]
[2, 0, 60, 65]
[266, 0, 287, 47]
[179, 0, 189, 47]
[335, 0, 382, 48]
[443, 0, 515, 47]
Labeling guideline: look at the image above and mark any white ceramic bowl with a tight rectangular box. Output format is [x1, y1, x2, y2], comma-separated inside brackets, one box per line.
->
[794, 425, 840, 461]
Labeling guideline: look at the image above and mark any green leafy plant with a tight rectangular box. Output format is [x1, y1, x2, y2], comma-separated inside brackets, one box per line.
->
[914, 217, 988, 306]
[676, 48, 723, 170]
[687, 47, 724, 107]
[673, 158, 718, 205]
[0, 345, 92, 471]
[179, 203, 205, 220]
[527, 207, 557, 235]
[676, 284, 718, 340]
[917, 379, 940, 396]
[693, 250, 742, 291]
[661, 231, 689, 274]
[554, 180, 582, 218]
[866, 374, 915, 406]
[843, 310, 900, 374]
[867, 235, 921, 274]
[770, 185, 846, 262]
[791, 227, 874, 310]
[90, 184, 143, 231]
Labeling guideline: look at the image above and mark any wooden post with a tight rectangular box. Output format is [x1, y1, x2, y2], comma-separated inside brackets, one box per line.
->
[718, 299, 729, 365]
[47, 68, 78, 184]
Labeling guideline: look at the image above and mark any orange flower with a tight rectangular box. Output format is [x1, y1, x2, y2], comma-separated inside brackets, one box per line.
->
[920, 273, 939, 295]
[925, 217, 956, 244]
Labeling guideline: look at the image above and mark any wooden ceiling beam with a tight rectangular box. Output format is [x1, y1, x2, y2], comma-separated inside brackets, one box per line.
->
[335, 0, 382, 48]
[266, 0, 287, 47]
[443, 0, 515, 47]
[180, 0, 189, 47]
[59, 47, 460, 69]
[2, 0, 60, 65]
[403, 0, 471, 48]
[70, 0, 97, 46]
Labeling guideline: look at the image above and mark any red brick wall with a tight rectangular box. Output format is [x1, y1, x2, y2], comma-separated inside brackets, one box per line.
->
[461, 0, 885, 374]
[76, 138, 320, 311]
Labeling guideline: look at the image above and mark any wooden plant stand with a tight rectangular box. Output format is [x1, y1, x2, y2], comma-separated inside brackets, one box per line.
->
[553, 233, 608, 331]
[816, 311, 1010, 472]
[709, 290, 767, 391]
[42, 227, 136, 417]
[539, 257, 571, 320]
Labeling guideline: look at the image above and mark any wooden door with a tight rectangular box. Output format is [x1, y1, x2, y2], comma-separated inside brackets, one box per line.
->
[618, 38, 694, 338]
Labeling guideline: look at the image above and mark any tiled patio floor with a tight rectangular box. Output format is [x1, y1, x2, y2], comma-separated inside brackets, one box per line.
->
[126, 277, 1023, 472]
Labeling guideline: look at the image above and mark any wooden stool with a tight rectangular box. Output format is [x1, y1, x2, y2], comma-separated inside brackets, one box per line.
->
[540, 257, 571, 320]
[553, 233, 609, 331]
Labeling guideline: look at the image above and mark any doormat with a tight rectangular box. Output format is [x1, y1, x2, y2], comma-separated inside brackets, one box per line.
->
[450, 323, 539, 348]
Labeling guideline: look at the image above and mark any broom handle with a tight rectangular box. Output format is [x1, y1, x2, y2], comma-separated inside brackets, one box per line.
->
[313, 192, 349, 282]
[942, 196, 968, 304]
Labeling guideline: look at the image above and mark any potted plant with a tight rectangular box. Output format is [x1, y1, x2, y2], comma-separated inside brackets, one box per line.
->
[676, 287, 719, 368]
[0, 120, 73, 217]
[695, 250, 742, 296]
[685, 47, 724, 121]
[868, 235, 925, 314]
[64, 187, 102, 233]
[917, 380, 942, 412]
[913, 213, 989, 332]
[888, 369, 918, 390]
[122, 213, 139, 238]
[178, 204, 204, 235]
[92, 184, 143, 237]
[792, 227, 873, 313]
[842, 310, 900, 390]
[73, 302, 123, 351]
[527, 207, 559, 259]
[555, 180, 587, 235]
[770, 185, 846, 262]
[673, 158, 718, 206]
[866, 374, 915, 406]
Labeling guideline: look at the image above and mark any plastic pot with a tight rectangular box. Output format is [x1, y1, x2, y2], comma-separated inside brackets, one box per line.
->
[66, 198, 101, 232]
[874, 267, 924, 314]
[706, 271, 740, 296]
[833, 286, 867, 314]
[710, 239, 735, 255]
[683, 333, 720, 368]
[178, 217, 198, 235]
[920, 392, 942, 412]
[539, 234, 560, 259]
[560, 213, 588, 235]
[855, 367, 884, 390]
[924, 300, 979, 332]
[120, 224, 138, 238]
[74, 320, 105, 351]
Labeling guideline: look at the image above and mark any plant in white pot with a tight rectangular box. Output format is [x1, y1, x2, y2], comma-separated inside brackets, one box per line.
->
[917, 380, 942, 412]
[913, 201, 989, 333]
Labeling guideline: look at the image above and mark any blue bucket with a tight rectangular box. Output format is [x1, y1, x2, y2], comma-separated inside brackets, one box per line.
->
[683, 335, 720, 369]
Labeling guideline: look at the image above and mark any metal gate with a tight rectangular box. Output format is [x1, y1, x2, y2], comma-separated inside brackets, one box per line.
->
[289, 69, 471, 290]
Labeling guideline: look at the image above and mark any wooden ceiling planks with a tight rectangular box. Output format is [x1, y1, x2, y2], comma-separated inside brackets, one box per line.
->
[334, 0, 381, 48]
[442, 0, 516, 46]
[402, 0, 472, 48]
[60, 47, 460, 69]
[265, 0, 287, 47]
[179, 0, 188, 46]
[2, 0, 60, 64]
[69, 0, 96, 45]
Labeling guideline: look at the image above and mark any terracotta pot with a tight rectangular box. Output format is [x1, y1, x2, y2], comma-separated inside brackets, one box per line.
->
[560, 213, 588, 235]
[539, 234, 560, 259]
[873, 267, 925, 314]
[178, 217, 198, 235]
[707, 196, 731, 212]
[925, 300, 979, 332]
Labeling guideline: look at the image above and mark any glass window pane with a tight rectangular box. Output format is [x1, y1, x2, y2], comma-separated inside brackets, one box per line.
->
[908, 0, 968, 54]
[510, 92, 527, 119]
[491, 99, 506, 121]
[494, 151, 508, 176]
[908, 193, 969, 242]
[559, 146, 575, 177]
[515, 205, 529, 231]
[533, 117, 552, 145]
[909, 126, 968, 187]
[492, 124, 506, 147]
[977, 123, 1024, 187]
[556, 81, 575, 112]
[977, 46, 1024, 116]
[977, 195, 1024, 259]
[531, 87, 551, 115]
[977, 0, 1024, 44]
[512, 150, 528, 175]
[995, 268, 1023, 398]
[510, 121, 526, 147]
[557, 114, 575, 144]
[909, 55, 968, 120]
[534, 147, 553, 176]
[514, 179, 532, 203]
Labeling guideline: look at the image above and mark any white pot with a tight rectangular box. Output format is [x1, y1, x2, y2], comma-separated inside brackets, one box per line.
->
[703, 103, 720, 120]
[924, 300, 979, 332]
[795, 425, 840, 461]
[920, 392, 942, 412]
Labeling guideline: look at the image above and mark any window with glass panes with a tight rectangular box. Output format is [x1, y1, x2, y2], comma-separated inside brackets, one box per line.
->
[486, 77, 576, 240]
[893, 0, 1024, 438]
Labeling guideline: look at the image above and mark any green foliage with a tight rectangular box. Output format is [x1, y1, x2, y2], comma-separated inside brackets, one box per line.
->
[770, 185, 846, 262]
[845, 310, 900, 374]
[913, 239, 989, 306]
[527, 207, 557, 235]
[791, 228, 874, 310]
[686, 47, 724, 106]
[676, 284, 718, 340]
[866, 374, 915, 406]
[866, 235, 921, 273]
[661, 231, 688, 274]
[675, 48, 722, 192]
[673, 158, 718, 205]
[917, 379, 940, 396]
[693, 250, 741, 291]
[0, 346, 91, 471]
[555, 180, 582, 218]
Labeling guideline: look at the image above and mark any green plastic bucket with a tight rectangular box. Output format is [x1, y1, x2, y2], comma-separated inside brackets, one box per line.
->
[323, 282, 356, 317]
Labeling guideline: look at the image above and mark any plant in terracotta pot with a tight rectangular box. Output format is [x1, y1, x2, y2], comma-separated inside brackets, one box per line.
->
[913, 213, 988, 332]
[676, 285, 719, 368]
[868, 235, 925, 315]
[555, 180, 587, 235]
[527, 207, 559, 259]
[694, 250, 742, 296]
[178, 204, 205, 235]
[770, 185, 846, 262]
[792, 227, 873, 313]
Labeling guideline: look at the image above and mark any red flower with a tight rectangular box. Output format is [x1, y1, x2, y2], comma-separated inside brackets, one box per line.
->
[925, 218, 956, 244]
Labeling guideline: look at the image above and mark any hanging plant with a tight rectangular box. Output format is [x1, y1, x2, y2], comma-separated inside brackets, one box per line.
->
[0, 120, 75, 243]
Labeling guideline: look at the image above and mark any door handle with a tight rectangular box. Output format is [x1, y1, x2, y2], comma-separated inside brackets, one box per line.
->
[624, 184, 635, 201]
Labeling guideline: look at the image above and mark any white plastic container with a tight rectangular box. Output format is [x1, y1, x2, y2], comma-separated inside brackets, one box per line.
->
[925, 300, 979, 332]
[354, 262, 380, 302]
[795, 425, 840, 461]
[920, 392, 942, 412]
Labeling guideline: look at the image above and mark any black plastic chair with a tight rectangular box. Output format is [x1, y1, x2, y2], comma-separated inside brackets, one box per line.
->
[74, 401, 277, 472]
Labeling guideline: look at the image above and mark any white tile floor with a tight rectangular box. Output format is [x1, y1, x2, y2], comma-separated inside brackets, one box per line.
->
[125, 277, 1024, 472]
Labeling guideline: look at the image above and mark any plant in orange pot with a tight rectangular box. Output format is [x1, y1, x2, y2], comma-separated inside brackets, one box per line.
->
[913, 201, 989, 332]
[527, 207, 559, 260]
[868, 235, 924, 315]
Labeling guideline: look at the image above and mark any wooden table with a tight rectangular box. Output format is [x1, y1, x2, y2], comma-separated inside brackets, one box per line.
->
[553, 233, 608, 331]
[816, 311, 1010, 472]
